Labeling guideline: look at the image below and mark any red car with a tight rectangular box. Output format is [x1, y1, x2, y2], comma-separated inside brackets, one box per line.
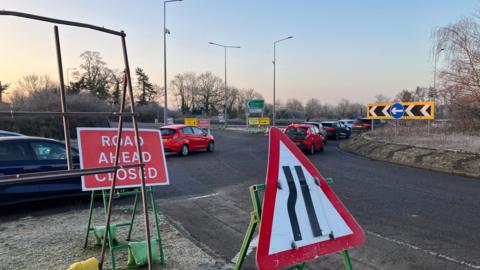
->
[160, 124, 215, 156]
[284, 124, 325, 155]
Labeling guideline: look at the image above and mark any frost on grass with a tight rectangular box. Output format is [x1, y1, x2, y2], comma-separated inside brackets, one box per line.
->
[369, 126, 480, 153]
[0, 206, 227, 270]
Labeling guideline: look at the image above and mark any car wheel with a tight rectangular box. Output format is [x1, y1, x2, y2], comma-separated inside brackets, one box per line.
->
[207, 141, 214, 152]
[179, 144, 189, 156]
[309, 144, 315, 155]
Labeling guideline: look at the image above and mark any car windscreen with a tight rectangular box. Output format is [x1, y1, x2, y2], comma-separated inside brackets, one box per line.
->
[321, 122, 333, 127]
[285, 127, 308, 139]
[160, 128, 176, 136]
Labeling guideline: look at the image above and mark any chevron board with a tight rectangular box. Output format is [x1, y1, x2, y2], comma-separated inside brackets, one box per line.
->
[367, 101, 434, 120]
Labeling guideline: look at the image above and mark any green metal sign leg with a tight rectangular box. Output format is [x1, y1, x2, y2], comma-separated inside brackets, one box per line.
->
[233, 184, 264, 270]
[233, 212, 258, 270]
[342, 250, 353, 270]
[84, 190, 96, 248]
[126, 189, 139, 241]
[149, 187, 165, 265]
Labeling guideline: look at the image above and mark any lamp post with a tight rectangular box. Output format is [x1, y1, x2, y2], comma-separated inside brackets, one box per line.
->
[66, 67, 77, 86]
[429, 47, 444, 135]
[208, 42, 240, 126]
[273, 36, 293, 126]
[164, 0, 183, 125]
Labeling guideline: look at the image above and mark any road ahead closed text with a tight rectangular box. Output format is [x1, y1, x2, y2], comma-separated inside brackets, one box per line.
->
[77, 128, 169, 191]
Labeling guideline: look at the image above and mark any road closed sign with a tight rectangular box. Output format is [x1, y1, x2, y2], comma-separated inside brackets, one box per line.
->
[77, 128, 169, 191]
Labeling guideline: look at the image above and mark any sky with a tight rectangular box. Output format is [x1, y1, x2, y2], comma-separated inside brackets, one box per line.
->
[0, 0, 478, 106]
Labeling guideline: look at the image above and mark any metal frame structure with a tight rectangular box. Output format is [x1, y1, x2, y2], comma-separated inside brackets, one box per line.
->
[234, 179, 353, 270]
[0, 10, 156, 270]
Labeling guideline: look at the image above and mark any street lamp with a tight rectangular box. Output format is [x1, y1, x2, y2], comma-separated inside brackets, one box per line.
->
[433, 48, 445, 92]
[273, 36, 293, 126]
[66, 67, 77, 86]
[163, 0, 183, 125]
[428, 47, 444, 135]
[208, 41, 241, 126]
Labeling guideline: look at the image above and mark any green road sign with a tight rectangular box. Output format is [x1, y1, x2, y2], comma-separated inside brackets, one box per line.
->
[247, 99, 264, 113]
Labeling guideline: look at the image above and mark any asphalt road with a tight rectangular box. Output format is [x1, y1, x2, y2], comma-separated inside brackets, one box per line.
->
[155, 129, 480, 270]
[2, 129, 480, 270]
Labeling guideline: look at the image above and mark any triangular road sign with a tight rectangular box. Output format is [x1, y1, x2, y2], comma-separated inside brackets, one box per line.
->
[256, 127, 365, 269]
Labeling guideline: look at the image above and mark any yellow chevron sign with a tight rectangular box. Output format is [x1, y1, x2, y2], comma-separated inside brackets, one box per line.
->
[367, 101, 434, 120]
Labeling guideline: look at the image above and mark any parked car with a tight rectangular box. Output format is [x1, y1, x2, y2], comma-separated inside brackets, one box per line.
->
[160, 124, 215, 156]
[284, 123, 325, 155]
[302, 122, 328, 143]
[321, 121, 351, 140]
[0, 130, 24, 137]
[352, 118, 387, 132]
[0, 136, 81, 206]
[339, 119, 355, 129]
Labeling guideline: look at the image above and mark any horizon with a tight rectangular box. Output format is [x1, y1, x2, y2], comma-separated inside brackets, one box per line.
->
[0, 0, 478, 106]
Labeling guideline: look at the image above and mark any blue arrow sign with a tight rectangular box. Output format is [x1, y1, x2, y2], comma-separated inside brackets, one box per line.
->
[390, 103, 404, 119]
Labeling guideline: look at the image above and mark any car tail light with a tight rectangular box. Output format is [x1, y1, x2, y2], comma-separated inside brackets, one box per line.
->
[327, 127, 335, 132]
[353, 123, 361, 127]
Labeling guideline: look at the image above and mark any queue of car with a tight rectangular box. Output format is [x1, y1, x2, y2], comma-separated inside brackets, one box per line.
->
[1, 118, 373, 205]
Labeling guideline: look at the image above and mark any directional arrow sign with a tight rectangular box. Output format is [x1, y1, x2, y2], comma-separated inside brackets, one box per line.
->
[401, 101, 434, 120]
[367, 103, 391, 119]
[367, 101, 434, 120]
[390, 103, 404, 119]
[256, 127, 365, 270]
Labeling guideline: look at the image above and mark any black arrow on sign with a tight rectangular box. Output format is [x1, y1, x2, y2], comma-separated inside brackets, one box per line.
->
[283, 166, 302, 241]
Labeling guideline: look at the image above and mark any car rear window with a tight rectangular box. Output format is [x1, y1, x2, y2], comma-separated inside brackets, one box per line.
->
[160, 128, 176, 136]
[285, 127, 308, 138]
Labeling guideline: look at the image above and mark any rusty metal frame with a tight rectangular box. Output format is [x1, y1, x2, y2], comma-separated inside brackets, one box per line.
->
[0, 10, 155, 270]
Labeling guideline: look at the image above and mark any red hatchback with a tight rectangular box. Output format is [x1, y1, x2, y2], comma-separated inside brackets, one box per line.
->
[160, 124, 215, 156]
[284, 124, 325, 155]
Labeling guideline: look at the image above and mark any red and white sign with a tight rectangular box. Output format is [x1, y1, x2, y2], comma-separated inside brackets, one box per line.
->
[256, 127, 365, 269]
[197, 119, 211, 128]
[77, 128, 169, 191]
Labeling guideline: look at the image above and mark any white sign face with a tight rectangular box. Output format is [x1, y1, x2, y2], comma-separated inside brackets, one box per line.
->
[268, 142, 353, 255]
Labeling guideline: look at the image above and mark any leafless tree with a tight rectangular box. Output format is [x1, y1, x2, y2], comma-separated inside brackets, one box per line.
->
[0, 81, 9, 103]
[305, 98, 322, 119]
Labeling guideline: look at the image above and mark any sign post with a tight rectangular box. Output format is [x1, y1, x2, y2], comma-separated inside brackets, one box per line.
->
[77, 128, 169, 269]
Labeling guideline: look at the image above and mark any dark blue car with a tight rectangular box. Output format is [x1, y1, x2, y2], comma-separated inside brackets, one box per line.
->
[0, 136, 82, 206]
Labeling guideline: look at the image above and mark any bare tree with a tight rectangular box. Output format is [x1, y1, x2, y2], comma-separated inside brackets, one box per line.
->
[0, 81, 9, 103]
[305, 98, 322, 120]
[374, 94, 391, 103]
[16, 74, 56, 94]
[197, 72, 223, 116]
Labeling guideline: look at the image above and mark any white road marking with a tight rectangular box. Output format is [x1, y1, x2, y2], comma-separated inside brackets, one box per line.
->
[186, 193, 219, 201]
[366, 230, 480, 269]
[230, 235, 259, 263]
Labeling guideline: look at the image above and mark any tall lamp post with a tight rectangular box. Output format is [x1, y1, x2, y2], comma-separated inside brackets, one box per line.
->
[273, 36, 293, 126]
[163, 0, 183, 125]
[429, 47, 444, 135]
[208, 42, 240, 126]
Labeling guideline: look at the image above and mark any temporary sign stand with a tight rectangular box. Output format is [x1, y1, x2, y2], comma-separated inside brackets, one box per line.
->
[83, 187, 164, 270]
[235, 127, 364, 270]
[233, 179, 353, 270]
